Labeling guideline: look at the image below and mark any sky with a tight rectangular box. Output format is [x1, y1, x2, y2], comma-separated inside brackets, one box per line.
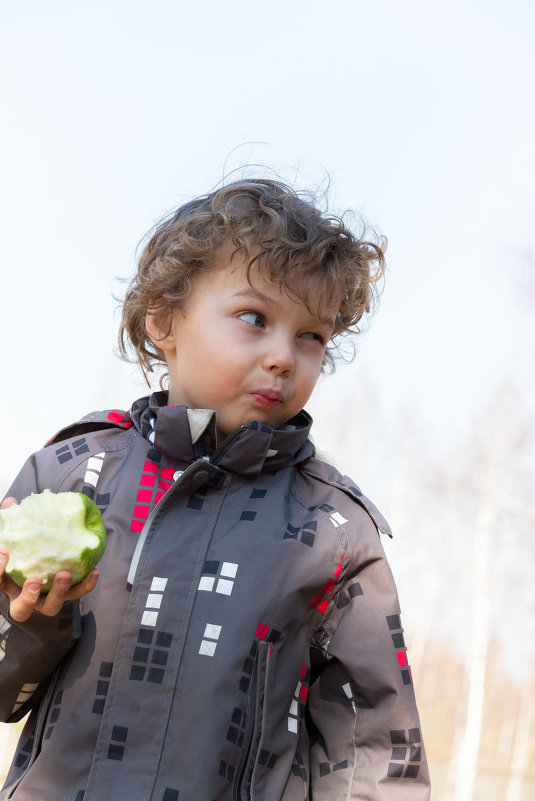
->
[1, 0, 533, 494]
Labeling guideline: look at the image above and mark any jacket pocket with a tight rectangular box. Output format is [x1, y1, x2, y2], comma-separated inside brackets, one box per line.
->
[233, 639, 274, 801]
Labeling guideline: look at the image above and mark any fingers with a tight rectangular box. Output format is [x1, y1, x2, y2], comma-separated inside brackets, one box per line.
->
[0, 499, 19, 594]
[0, 549, 20, 598]
[1, 555, 100, 621]
[0, 548, 11, 591]
[1, 499, 36, 620]
[3, 567, 100, 621]
[31, 569, 100, 617]
[1, 497, 18, 509]
[37, 571, 76, 617]
[68, 569, 100, 599]
[8, 577, 44, 623]
[1, 541, 49, 622]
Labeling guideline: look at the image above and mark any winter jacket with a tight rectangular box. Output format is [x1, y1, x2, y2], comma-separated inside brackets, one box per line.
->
[0, 392, 430, 800]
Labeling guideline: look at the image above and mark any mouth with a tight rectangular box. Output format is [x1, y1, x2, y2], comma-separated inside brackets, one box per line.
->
[249, 389, 283, 409]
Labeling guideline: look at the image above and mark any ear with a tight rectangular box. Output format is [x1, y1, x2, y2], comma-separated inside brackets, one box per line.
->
[144, 307, 177, 353]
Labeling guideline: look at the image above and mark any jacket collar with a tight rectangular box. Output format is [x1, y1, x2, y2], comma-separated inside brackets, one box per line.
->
[130, 392, 315, 476]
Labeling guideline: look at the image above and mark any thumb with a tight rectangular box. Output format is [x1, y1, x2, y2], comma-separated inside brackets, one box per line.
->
[1, 497, 19, 510]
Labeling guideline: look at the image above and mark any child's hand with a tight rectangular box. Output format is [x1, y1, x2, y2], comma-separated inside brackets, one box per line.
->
[0, 497, 100, 622]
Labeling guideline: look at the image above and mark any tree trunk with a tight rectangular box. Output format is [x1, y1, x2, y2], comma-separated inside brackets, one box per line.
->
[505, 686, 534, 801]
[451, 466, 495, 801]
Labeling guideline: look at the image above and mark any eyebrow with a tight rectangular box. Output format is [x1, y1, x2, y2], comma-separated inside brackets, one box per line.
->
[233, 287, 337, 328]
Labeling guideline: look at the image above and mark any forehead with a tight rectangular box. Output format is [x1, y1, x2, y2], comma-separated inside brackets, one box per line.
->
[208, 248, 343, 324]
[222, 256, 341, 326]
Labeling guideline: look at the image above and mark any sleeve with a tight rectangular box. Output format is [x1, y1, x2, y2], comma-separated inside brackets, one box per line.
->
[306, 512, 431, 801]
[0, 453, 83, 723]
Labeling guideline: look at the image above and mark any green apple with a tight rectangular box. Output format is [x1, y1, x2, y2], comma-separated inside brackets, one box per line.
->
[0, 489, 106, 593]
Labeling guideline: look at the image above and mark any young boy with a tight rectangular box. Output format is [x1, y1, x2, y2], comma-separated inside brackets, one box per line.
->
[0, 179, 430, 800]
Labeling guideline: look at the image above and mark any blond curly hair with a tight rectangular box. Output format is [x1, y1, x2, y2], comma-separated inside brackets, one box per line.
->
[119, 178, 385, 380]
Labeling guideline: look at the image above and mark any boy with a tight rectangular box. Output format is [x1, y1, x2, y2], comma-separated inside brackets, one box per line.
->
[0, 179, 430, 800]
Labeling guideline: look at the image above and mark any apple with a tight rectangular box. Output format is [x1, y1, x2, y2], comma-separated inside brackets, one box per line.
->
[0, 489, 106, 593]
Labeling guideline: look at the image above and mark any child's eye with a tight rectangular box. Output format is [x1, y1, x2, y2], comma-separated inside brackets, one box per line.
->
[302, 331, 326, 345]
[238, 311, 265, 327]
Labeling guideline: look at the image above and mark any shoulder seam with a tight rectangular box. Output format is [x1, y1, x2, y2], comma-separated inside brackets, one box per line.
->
[299, 463, 393, 539]
[45, 420, 132, 448]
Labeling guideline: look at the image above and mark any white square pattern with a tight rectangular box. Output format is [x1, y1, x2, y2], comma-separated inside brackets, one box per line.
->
[199, 623, 222, 657]
[140, 577, 168, 628]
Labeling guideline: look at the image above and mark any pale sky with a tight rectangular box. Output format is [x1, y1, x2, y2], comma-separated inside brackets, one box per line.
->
[1, 0, 533, 484]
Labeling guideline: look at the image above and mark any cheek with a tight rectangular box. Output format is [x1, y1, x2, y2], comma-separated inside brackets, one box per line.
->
[196, 340, 248, 393]
[296, 363, 322, 402]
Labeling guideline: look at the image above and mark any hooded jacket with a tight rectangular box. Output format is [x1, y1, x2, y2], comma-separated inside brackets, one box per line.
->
[0, 393, 430, 800]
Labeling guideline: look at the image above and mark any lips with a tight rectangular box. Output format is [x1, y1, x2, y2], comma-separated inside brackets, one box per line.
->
[250, 389, 283, 409]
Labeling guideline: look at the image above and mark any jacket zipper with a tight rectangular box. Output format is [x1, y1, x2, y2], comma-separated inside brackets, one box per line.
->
[233, 640, 275, 801]
[233, 659, 258, 801]
[209, 427, 245, 467]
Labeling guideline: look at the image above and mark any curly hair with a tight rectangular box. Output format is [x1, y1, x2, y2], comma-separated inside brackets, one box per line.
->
[119, 178, 385, 381]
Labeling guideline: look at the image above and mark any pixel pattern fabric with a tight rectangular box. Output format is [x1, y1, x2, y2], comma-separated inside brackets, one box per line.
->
[0, 392, 430, 800]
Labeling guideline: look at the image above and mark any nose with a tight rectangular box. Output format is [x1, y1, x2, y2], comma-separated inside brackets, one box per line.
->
[262, 333, 295, 376]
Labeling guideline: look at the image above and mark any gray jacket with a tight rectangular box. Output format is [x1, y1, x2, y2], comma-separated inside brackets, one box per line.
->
[0, 392, 430, 800]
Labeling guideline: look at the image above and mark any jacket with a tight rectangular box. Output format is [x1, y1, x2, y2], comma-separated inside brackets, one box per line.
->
[0, 392, 430, 800]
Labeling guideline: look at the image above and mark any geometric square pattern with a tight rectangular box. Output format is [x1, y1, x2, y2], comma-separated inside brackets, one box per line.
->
[327, 510, 348, 528]
[107, 725, 128, 761]
[199, 623, 221, 656]
[54, 438, 90, 464]
[0, 612, 11, 664]
[130, 630, 173, 682]
[81, 452, 105, 500]
[93, 661, 114, 713]
[257, 749, 279, 769]
[386, 615, 413, 685]
[10, 681, 39, 716]
[336, 581, 364, 609]
[187, 485, 209, 512]
[283, 520, 317, 547]
[235, 485, 270, 522]
[93, 491, 111, 512]
[226, 706, 247, 747]
[239, 623, 281, 693]
[44, 689, 63, 741]
[130, 453, 176, 533]
[13, 737, 34, 770]
[288, 663, 310, 734]
[161, 790, 180, 801]
[387, 728, 422, 779]
[291, 752, 308, 784]
[141, 577, 168, 628]
[198, 561, 238, 595]
[307, 503, 348, 529]
[219, 759, 235, 782]
[309, 553, 345, 615]
[319, 758, 349, 777]
[106, 410, 133, 428]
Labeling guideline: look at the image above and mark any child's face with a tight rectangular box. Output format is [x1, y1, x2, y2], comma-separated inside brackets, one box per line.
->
[146, 258, 338, 439]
